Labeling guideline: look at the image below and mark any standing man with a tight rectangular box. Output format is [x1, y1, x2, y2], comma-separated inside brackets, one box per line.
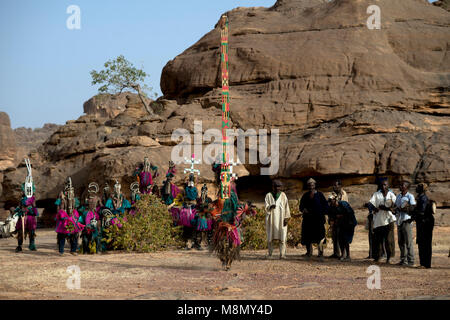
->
[395, 181, 416, 266]
[134, 157, 159, 194]
[265, 180, 291, 259]
[413, 183, 435, 269]
[299, 178, 329, 258]
[14, 191, 38, 252]
[368, 179, 397, 264]
[327, 180, 348, 259]
[328, 195, 357, 261]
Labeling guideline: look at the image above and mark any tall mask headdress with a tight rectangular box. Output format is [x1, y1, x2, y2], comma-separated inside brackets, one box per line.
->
[114, 180, 121, 196]
[130, 182, 140, 202]
[65, 177, 75, 214]
[143, 157, 151, 172]
[88, 182, 99, 198]
[24, 158, 33, 198]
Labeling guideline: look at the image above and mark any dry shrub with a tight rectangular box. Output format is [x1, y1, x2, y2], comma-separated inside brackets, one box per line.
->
[287, 199, 302, 247]
[104, 194, 183, 252]
[241, 208, 267, 250]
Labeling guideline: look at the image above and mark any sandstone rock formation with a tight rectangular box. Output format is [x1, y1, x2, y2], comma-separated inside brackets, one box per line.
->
[83, 92, 141, 119]
[1, 0, 449, 225]
[0, 112, 17, 172]
[14, 123, 60, 154]
[160, 0, 450, 206]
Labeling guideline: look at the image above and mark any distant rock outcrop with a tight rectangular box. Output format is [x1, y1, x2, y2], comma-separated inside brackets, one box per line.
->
[0, 112, 17, 172]
[14, 123, 60, 155]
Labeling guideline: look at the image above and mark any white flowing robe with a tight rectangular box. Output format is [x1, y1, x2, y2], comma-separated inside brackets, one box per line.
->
[265, 192, 291, 243]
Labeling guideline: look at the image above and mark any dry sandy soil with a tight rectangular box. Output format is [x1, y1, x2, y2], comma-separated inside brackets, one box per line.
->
[0, 226, 449, 300]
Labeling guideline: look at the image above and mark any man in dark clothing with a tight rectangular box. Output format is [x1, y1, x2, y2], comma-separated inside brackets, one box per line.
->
[328, 195, 357, 261]
[299, 178, 329, 258]
[412, 183, 434, 269]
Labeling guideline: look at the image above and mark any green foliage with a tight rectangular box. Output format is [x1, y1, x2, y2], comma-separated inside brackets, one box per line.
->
[103, 194, 182, 252]
[90, 55, 157, 98]
[241, 208, 267, 250]
[287, 199, 303, 247]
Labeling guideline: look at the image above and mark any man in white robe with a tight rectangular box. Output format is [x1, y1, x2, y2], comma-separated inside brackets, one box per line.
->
[368, 179, 397, 264]
[265, 180, 291, 259]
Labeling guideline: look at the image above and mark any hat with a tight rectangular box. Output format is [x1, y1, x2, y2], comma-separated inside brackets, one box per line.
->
[273, 179, 283, 187]
[307, 178, 316, 185]
[417, 183, 428, 192]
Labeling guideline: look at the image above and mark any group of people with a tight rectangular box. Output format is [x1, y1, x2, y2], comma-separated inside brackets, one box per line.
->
[366, 179, 435, 268]
[10, 156, 257, 271]
[264, 178, 357, 262]
[8, 157, 436, 270]
[264, 177, 436, 269]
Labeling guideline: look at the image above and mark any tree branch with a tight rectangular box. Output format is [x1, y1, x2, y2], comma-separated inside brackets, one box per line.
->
[132, 84, 155, 117]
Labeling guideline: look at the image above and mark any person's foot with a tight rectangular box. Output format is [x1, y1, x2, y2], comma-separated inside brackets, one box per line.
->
[280, 255, 287, 260]
[302, 252, 312, 258]
[328, 254, 339, 259]
[386, 259, 392, 264]
[15, 246, 22, 253]
[365, 256, 372, 259]
[397, 261, 406, 266]
[70, 252, 78, 256]
[29, 244, 36, 251]
[407, 262, 415, 267]
[342, 256, 351, 262]
[59, 252, 64, 256]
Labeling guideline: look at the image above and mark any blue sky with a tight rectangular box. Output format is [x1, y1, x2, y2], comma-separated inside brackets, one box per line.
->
[0, 0, 275, 128]
[0, 0, 438, 129]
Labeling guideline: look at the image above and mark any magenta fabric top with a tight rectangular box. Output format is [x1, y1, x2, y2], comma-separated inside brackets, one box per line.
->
[15, 211, 37, 231]
[85, 210, 99, 226]
[139, 172, 153, 194]
[55, 209, 84, 234]
[171, 184, 180, 198]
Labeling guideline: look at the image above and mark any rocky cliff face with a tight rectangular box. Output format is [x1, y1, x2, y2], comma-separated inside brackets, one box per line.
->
[1, 0, 449, 224]
[160, 0, 450, 202]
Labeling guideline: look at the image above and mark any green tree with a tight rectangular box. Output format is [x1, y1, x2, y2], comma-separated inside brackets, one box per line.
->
[90, 55, 158, 116]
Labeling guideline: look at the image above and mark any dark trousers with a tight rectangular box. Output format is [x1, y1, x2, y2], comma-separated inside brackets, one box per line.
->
[417, 222, 433, 268]
[17, 229, 36, 249]
[368, 215, 386, 258]
[373, 222, 395, 261]
[81, 231, 100, 254]
[57, 233, 78, 254]
[331, 222, 341, 257]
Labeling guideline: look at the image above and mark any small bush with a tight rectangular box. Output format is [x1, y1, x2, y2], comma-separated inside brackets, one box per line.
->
[287, 199, 302, 247]
[104, 194, 183, 252]
[241, 208, 267, 250]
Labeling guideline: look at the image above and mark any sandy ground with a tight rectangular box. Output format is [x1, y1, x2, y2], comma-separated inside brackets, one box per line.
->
[0, 225, 449, 300]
